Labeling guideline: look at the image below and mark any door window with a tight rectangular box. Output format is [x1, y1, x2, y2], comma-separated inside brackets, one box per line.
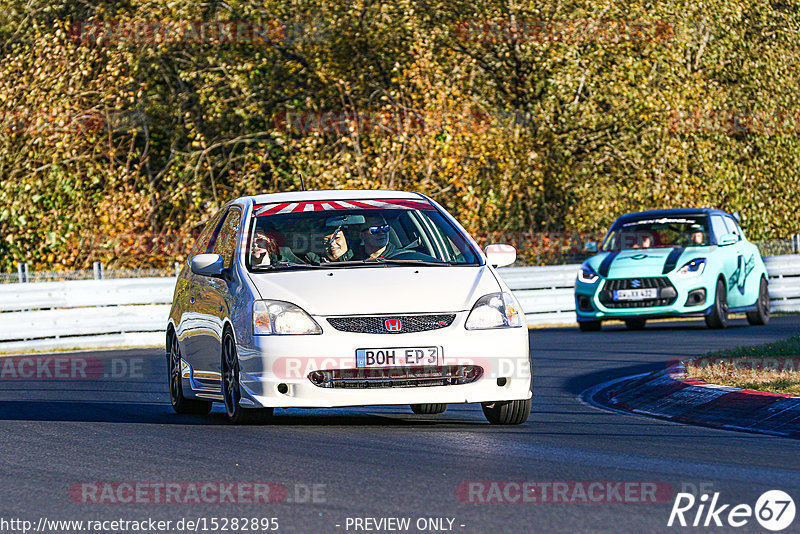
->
[212, 208, 242, 269]
[710, 215, 729, 243]
[723, 216, 742, 241]
[188, 209, 226, 261]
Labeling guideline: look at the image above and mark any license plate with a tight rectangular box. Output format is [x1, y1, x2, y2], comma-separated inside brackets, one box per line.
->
[613, 288, 658, 301]
[356, 347, 442, 368]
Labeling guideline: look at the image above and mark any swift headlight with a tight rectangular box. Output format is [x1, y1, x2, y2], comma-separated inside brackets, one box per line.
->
[676, 258, 706, 278]
[577, 262, 599, 284]
[465, 292, 523, 330]
[253, 300, 322, 335]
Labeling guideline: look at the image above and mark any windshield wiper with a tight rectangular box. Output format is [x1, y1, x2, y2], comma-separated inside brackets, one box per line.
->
[299, 258, 455, 268]
[361, 258, 452, 267]
[251, 261, 322, 271]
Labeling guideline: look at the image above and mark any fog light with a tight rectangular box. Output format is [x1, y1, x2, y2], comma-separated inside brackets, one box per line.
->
[578, 296, 594, 312]
[309, 371, 326, 385]
[277, 383, 289, 394]
[685, 289, 707, 307]
[497, 377, 507, 387]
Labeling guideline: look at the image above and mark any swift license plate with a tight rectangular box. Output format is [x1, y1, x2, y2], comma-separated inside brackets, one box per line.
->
[613, 288, 658, 301]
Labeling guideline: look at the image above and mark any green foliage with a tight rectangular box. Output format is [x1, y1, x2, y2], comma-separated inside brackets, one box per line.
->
[1, 0, 799, 270]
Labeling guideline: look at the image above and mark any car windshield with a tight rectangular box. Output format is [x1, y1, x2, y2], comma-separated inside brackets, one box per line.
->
[246, 198, 481, 270]
[601, 215, 711, 252]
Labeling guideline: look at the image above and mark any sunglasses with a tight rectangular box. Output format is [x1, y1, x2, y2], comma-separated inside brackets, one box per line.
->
[361, 224, 390, 235]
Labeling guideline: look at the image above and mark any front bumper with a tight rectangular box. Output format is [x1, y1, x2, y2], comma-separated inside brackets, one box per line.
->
[575, 274, 714, 322]
[234, 313, 532, 408]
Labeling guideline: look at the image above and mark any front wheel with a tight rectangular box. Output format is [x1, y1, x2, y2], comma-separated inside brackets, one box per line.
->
[746, 278, 770, 326]
[481, 398, 531, 425]
[167, 332, 212, 415]
[705, 279, 729, 329]
[410, 403, 447, 414]
[222, 330, 273, 424]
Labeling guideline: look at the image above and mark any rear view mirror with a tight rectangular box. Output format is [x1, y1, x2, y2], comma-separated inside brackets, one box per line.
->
[326, 215, 365, 226]
[718, 234, 739, 246]
[191, 254, 225, 277]
[485, 244, 516, 268]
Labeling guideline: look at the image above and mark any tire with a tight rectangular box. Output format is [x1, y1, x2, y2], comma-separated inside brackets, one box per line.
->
[746, 277, 770, 326]
[410, 403, 448, 414]
[222, 329, 273, 424]
[705, 279, 729, 329]
[481, 398, 532, 425]
[578, 321, 601, 332]
[167, 331, 212, 415]
[624, 318, 647, 330]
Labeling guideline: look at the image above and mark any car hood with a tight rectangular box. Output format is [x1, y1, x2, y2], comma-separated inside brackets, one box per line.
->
[588, 247, 714, 278]
[246, 265, 501, 316]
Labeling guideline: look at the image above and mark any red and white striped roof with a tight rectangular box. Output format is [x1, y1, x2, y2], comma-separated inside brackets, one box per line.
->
[253, 198, 432, 217]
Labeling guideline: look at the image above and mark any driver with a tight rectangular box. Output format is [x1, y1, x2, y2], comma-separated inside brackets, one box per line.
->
[306, 226, 354, 263]
[690, 230, 706, 246]
[356, 215, 397, 259]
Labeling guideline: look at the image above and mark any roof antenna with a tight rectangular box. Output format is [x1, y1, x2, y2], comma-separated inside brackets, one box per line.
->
[299, 172, 307, 191]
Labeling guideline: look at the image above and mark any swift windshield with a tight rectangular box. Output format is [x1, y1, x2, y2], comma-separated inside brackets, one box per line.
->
[601, 215, 711, 252]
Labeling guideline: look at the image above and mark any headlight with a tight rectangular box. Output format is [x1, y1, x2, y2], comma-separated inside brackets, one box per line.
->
[253, 300, 322, 335]
[676, 258, 706, 278]
[577, 262, 599, 284]
[465, 292, 523, 330]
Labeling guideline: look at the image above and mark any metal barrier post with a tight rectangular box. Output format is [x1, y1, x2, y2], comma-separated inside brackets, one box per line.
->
[93, 262, 105, 280]
[16, 262, 29, 283]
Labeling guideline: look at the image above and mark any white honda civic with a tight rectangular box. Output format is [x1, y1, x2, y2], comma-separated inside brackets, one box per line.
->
[167, 190, 532, 424]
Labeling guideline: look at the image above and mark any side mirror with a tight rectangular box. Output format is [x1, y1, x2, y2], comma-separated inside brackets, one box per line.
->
[485, 244, 516, 268]
[191, 254, 225, 278]
[718, 234, 739, 246]
[584, 240, 598, 253]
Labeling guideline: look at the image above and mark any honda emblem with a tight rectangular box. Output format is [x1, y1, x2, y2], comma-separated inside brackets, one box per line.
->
[385, 318, 402, 332]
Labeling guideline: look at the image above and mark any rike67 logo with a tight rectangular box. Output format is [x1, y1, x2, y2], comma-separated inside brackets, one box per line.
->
[668, 490, 795, 531]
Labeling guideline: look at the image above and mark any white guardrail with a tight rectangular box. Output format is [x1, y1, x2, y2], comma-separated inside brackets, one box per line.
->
[1, 255, 799, 352]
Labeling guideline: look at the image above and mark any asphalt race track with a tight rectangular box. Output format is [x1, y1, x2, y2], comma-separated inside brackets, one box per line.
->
[1, 316, 799, 534]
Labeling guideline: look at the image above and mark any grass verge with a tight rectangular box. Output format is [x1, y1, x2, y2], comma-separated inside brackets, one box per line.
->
[686, 336, 800, 395]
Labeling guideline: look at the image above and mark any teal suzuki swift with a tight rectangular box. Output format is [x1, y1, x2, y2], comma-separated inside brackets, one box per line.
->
[575, 209, 770, 331]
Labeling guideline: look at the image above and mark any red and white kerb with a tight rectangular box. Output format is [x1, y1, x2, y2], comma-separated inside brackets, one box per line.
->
[253, 199, 432, 217]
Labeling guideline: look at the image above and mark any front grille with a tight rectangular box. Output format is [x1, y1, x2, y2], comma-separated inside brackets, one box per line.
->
[604, 277, 671, 290]
[307, 365, 483, 389]
[600, 277, 678, 308]
[327, 314, 456, 334]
